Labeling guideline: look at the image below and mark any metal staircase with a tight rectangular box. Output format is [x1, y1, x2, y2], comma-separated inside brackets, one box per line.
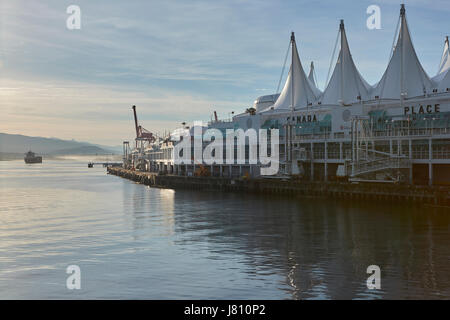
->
[347, 153, 411, 177]
[348, 117, 411, 181]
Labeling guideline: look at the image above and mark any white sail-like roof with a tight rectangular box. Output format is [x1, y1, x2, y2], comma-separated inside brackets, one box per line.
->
[438, 66, 450, 92]
[270, 34, 320, 111]
[437, 36, 450, 75]
[320, 20, 370, 106]
[433, 36, 449, 83]
[308, 61, 320, 90]
[372, 4, 434, 100]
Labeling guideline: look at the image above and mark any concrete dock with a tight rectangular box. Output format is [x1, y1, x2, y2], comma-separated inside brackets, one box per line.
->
[107, 167, 450, 206]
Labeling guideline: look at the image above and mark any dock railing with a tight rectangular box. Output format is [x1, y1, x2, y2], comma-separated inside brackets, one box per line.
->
[346, 155, 411, 178]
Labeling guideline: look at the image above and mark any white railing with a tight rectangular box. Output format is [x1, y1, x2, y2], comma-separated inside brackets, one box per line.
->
[347, 157, 411, 177]
[372, 127, 450, 138]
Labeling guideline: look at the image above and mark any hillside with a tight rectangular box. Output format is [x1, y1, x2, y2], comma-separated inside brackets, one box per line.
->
[0, 133, 120, 154]
[50, 145, 112, 155]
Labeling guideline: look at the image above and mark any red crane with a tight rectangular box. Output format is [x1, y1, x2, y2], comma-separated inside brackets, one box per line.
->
[132, 105, 156, 144]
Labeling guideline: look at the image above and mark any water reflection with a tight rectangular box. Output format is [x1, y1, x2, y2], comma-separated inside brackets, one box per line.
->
[1, 160, 449, 299]
[167, 191, 450, 299]
[126, 185, 175, 240]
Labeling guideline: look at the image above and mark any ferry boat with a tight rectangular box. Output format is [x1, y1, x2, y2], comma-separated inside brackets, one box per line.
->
[127, 4, 450, 186]
[24, 151, 42, 164]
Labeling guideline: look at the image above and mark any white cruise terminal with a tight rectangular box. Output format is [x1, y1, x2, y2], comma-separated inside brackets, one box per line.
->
[132, 4, 450, 186]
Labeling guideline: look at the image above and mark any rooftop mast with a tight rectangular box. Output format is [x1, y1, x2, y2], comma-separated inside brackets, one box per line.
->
[400, 4, 405, 106]
[291, 32, 295, 112]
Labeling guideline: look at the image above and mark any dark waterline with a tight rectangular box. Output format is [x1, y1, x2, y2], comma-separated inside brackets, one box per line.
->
[0, 160, 449, 299]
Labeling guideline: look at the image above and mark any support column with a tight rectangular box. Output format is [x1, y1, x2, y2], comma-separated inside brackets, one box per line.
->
[351, 120, 355, 176]
[324, 142, 328, 182]
[409, 139, 413, 184]
[287, 125, 290, 163]
[284, 130, 287, 164]
[310, 142, 314, 180]
[429, 163, 433, 186]
[429, 138, 433, 186]
[339, 142, 343, 160]
[366, 140, 368, 159]
[429, 138, 432, 160]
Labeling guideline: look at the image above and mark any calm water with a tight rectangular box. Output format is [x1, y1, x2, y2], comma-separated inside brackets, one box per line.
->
[0, 159, 449, 299]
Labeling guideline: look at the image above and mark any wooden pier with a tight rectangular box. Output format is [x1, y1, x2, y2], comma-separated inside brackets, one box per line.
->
[88, 162, 122, 168]
[107, 167, 450, 206]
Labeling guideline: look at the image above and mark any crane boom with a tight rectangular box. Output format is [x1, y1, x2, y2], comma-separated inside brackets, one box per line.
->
[132, 105, 140, 139]
[131, 105, 156, 144]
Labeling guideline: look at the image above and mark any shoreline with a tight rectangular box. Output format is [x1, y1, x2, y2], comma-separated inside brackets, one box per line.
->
[0, 154, 122, 161]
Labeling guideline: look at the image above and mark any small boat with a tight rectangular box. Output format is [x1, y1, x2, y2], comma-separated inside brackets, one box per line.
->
[24, 151, 42, 164]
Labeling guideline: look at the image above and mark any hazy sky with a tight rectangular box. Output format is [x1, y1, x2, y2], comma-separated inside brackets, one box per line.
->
[1, 0, 449, 145]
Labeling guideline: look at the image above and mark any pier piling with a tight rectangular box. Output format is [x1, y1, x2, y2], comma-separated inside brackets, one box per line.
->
[107, 167, 450, 206]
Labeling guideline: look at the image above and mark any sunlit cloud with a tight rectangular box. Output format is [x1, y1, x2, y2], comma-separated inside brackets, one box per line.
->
[1, 0, 448, 145]
[0, 78, 241, 144]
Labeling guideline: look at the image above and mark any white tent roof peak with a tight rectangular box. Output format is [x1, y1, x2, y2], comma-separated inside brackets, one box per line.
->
[438, 69, 450, 92]
[320, 19, 370, 106]
[308, 61, 319, 89]
[372, 4, 434, 100]
[438, 36, 449, 74]
[268, 32, 320, 112]
[433, 36, 450, 83]
[436, 36, 450, 92]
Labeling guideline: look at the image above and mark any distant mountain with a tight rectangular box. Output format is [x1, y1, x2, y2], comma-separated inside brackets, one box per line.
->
[50, 145, 112, 155]
[0, 133, 121, 154]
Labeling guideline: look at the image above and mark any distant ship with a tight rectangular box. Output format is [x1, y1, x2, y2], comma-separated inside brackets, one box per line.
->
[24, 151, 42, 164]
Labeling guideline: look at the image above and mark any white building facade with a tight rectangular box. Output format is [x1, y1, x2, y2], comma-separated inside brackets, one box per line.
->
[141, 4, 450, 185]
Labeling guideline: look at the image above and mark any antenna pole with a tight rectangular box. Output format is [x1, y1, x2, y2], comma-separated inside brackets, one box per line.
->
[400, 4, 405, 107]
[291, 32, 295, 113]
[288, 32, 295, 166]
